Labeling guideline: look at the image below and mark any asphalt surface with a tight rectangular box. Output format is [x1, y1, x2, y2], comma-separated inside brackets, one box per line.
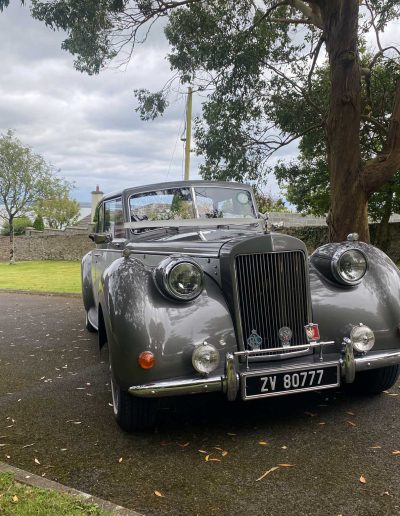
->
[0, 292, 400, 516]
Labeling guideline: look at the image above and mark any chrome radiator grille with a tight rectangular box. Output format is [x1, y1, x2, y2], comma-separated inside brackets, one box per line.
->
[235, 251, 309, 350]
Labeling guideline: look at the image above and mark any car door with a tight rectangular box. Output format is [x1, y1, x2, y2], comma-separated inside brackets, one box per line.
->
[93, 197, 127, 305]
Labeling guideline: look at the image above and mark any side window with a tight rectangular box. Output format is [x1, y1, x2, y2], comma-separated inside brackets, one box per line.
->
[103, 198, 125, 238]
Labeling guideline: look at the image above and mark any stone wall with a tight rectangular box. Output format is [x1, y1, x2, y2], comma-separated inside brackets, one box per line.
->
[0, 234, 94, 262]
[1, 222, 400, 264]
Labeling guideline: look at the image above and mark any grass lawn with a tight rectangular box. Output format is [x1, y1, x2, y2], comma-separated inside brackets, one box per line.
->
[0, 261, 81, 294]
[0, 473, 107, 515]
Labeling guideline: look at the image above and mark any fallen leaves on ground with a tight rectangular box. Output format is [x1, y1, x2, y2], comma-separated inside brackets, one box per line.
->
[347, 421, 357, 427]
[258, 441, 268, 446]
[359, 475, 367, 484]
[392, 450, 400, 455]
[383, 391, 399, 396]
[34, 458, 40, 465]
[154, 491, 164, 498]
[118, 457, 123, 463]
[256, 467, 280, 481]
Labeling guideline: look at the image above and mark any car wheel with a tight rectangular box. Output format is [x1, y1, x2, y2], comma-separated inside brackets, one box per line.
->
[85, 311, 97, 333]
[350, 365, 400, 395]
[110, 367, 157, 431]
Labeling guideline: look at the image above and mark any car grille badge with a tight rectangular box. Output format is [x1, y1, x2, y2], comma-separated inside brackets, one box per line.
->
[305, 323, 320, 342]
[247, 330, 262, 350]
[278, 326, 293, 348]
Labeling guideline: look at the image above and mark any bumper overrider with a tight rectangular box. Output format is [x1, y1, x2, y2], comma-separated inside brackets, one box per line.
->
[128, 340, 400, 401]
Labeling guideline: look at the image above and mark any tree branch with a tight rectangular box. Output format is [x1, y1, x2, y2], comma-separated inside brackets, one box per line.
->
[290, 0, 323, 29]
[361, 114, 389, 136]
[363, 80, 400, 194]
[308, 35, 324, 95]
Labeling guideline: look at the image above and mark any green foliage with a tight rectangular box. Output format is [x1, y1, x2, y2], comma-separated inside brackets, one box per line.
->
[134, 89, 169, 121]
[2, 216, 32, 236]
[254, 189, 288, 214]
[36, 195, 80, 229]
[33, 213, 45, 231]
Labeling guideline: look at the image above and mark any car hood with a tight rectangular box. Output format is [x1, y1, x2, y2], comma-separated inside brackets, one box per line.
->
[125, 228, 263, 257]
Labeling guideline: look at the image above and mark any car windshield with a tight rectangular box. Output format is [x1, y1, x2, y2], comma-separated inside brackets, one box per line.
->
[129, 186, 256, 222]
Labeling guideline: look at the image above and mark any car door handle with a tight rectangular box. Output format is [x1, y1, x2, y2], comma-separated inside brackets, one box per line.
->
[93, 252, 101, 257]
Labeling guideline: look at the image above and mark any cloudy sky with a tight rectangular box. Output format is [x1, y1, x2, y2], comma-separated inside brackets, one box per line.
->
[0, 2, 212, 203]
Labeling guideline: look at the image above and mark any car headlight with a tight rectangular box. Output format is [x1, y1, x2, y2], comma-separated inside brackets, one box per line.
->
[332, 248, 367, 285]
[192, 342, 220, 374]
[154, 256, 204, 301]
[350, 324, 375, 353]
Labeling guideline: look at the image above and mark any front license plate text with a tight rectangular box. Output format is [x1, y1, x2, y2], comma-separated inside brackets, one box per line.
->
[244, 364, 339, 399]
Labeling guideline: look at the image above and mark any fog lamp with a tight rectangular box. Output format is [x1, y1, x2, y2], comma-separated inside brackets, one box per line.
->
[192, 342, 220, 374]
[138, 351, 155, 369]
[350, 324, 375, 353]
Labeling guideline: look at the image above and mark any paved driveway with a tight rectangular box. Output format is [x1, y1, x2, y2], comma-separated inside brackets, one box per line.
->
[1, 292, 400, 515]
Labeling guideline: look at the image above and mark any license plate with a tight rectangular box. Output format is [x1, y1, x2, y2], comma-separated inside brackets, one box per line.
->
[242, 363, 339, 400]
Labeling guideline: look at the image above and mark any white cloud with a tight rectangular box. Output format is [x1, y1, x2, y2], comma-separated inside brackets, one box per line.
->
[0, 2, 203, 201]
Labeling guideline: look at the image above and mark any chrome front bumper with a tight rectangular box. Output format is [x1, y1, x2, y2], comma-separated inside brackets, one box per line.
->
[128, 341, 400, 400]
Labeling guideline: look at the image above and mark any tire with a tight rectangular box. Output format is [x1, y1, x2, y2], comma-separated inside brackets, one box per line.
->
[110, 368, 157, 431]
[85, 311, 97, 333]
[350, 364, 400, 395]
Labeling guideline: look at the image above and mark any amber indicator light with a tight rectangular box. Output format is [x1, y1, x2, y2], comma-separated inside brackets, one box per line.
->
[138, 351, 155, 369]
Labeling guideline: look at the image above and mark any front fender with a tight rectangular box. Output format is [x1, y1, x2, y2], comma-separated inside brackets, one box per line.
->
[100, 257, 237, 391]
[311, 244, 400, 351]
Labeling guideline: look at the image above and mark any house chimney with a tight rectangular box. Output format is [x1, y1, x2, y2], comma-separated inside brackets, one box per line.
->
[91, 185, 104, 223]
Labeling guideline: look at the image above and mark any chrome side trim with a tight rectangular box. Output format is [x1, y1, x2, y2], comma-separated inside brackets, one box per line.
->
[128, 375, 222, 398]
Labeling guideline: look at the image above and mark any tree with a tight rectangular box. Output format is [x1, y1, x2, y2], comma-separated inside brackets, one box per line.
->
[0, 130, 72, 262]
[3, 1, 400, 242]
[35, 195, 80, 229]
[32, 214, 45, 231]
[2, 216, 33, 236]
[274, 59, 400, 249]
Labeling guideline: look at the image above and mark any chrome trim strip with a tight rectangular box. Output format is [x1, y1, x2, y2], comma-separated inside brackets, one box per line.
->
[128, 375, 222, 398]
[234, 340, 335, 357]
[355, 350, 400, 371]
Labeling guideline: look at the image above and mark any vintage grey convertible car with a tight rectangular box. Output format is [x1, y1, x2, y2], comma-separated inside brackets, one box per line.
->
[82, 181, 400, 431]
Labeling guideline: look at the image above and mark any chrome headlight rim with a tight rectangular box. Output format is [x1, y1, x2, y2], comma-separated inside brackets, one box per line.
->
[331, 247, 368, 286]
[350, 323, 375, 353]
[192, 342, 220, 374]
[154, 256, 204, 301]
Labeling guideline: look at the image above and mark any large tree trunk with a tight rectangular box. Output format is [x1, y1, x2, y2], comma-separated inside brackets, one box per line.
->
[318, 0, 369, 242]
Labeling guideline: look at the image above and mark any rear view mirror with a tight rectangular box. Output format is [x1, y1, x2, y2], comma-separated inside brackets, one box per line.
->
[93, 233, 112, 244]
